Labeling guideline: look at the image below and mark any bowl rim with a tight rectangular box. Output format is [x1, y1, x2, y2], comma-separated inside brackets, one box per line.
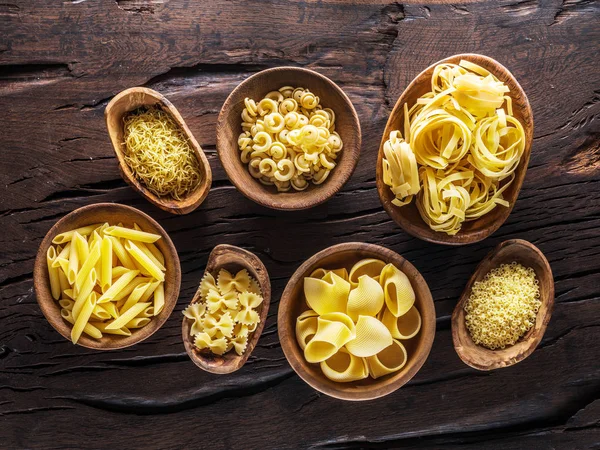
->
[216, 66, 362, 211]
[278, 242, 436, 401]
[33, 202, 181, 350]
[376, 53, 534, 245]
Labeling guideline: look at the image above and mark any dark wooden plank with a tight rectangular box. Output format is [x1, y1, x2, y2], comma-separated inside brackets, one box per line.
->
[1, 0, 599, 448]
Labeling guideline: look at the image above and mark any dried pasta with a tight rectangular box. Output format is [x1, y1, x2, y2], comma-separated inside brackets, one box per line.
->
[238, 86, 343, 192]
[296, 259, 422, 382]
[183, 267, 263, 356]
[46, 222, 166, 344]
[382, 60, 526, 235]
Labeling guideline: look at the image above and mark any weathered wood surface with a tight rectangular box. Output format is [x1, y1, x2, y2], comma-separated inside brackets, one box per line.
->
[1, 1, 599, 448]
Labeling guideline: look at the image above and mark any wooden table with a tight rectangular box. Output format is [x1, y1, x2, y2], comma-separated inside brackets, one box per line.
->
[1, 1, 599, 448]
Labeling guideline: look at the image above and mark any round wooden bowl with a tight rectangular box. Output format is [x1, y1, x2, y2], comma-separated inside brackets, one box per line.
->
[452, 239, 554, 370]
[376, 54, 534, 245]
[33, 203, 182, 350]
[278, 242, 436, 401]
[182, 244, 271, 374]
[105, 87, 212, 215]
[216, 66, 362, 210]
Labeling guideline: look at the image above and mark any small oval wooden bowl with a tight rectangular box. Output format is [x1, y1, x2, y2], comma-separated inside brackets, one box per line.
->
[452, 239, 554, 370]
[216, 66, 362, 210]
[182, 244, 271, 374]
[33, 202, 182, 350]
[376, 53, 534, 245]
[105, 87, 212, 215]
[278, 242, 436, 401]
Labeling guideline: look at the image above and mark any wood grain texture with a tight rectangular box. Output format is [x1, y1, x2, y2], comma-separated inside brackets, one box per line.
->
[216, 66, 361, 210]
[452, 239, 554, 370]
[1, 0, 599, 448]
[278, 242, 435, 400]
[105, 87, 212, 214]
[182, 244, 271, 374]
[376, 53, 534, 245]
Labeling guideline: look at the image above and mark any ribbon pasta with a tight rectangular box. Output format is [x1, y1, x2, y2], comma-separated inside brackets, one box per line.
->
[46, 222, 166, 344]
[183, 268, 264, 356]
[238, 86, 343, 192]
[296, 259, 421, 383]
[382, 60, 526, 235]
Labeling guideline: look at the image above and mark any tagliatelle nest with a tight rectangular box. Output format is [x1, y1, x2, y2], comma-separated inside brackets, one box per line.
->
[123, 106, 202, 201]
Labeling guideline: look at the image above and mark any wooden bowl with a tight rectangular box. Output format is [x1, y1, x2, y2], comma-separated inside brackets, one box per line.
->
[452, 239, 554, 370]
[33, 203, 182, 350]
[278, 242, 435, 401]
[182, 244, 271, 374]
[376, 54, 534, 245]
[105, 87, 212, 215]
[216, 66, 362, 210]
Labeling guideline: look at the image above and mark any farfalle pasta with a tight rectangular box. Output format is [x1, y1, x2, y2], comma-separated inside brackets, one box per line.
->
[295, 259, 422, 382]
[183, 268, 263, 356]
[238, 86, 343, 192]
[382, 60, 526, 235]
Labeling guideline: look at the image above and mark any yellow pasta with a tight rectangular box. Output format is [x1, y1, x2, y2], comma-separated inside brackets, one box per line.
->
[183, 266, 263, 356]
[153, 282, 165, 316]
[125, 240, 165, 282]
[75, 241, 101, 291]
[46, 247, 61, 300]
[90, 321, 132, 336]
[119, 282, 150, 315]
[296, 259, 422, 383]
[62, 309, 103, 340]
[105, 302, 150, 330]
[108, 236, 137, 270]
[104, 225, 161, 243]
[67, 233, 80, 285]
[98, 270, 140, 303]
[52, 224, 102, 244]
[71, 294, 97, 344]
[382, 60, 526, 235]
[100, 237, 112, 291]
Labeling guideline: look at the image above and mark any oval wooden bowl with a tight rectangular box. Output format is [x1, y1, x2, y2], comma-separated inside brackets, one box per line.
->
[105, 87, 212, 215]
[182, 244, 271, 374]
[33, 202, 182, 350]
[278, 242, 436, 401]
[452, 239, 554, 370]
[216, 66, 362, 210]
[376, 53, 534, 245]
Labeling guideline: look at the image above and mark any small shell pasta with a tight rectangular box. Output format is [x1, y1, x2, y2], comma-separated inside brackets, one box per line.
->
[238, 86, 343, 192]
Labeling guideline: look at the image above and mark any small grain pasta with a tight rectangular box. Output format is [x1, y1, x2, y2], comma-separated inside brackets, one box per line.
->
[238, 86, 343, 192]
[46, 222, 167, 344]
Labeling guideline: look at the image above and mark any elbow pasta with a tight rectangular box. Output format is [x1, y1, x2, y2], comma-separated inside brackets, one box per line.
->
[238, 86, 343, 192]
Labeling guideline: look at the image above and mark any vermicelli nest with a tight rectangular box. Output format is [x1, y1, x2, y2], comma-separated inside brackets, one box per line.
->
[123, 106, 202, 201]
[464, 262, 540, 350]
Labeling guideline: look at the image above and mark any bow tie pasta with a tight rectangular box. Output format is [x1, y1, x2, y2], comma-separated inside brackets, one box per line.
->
[296, 258, 421, 381]
[183, 268, 263, 356]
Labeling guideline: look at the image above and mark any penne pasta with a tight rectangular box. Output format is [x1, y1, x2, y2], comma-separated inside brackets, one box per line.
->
[90, 321, 131, 336]
[134, 240, 166, 272]
[46, 246, 61, 300]
[52, 242, 71, 269]
[119, 282, 150, 315]
[58, 299, 74, 311]
[111, 266, 130, 279]
[100, 237, 112, 292]
[105, 302, 150, 330]
[52, 224, 102, 244]
[97, 269, 140, 303]
[63, 288, 75, 300]
[73, 269, 97, 317]
[92, 304, 112, 320]
[71, 294, 97, 344]
[134, 223, 164, 265]
[153, 282, 165, 316]
[139, 280, 160, 303]
[62, 309, 103, 340]
[112, 276, 152, 302]
[67, 233, 80, 285]
[58, 268, 70, 293]
[102, 302, 119, 319]
[104, 225, 161, 243]
[125, 240, 165, 281]
[138, 305, 154, 318]
[108, 236, 137, 270]
[75, 241, 101, 291]
[125, 318, 151, 329]
[73, 231, 90, 264]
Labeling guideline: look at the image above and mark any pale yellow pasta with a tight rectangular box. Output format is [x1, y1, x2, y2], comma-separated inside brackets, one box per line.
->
[111, 275, 150, 301]
[380, 263, 415, 317]
[199, 272, 219, 299]
[346, 275, 384, 321]
[110, 266, 130, 279]
[183, 303, 206, 336]
[107, 236, 136, 270]
[73, 231, 89, 264]
[100, 237, 112, 291]
[381, 305, 421, 339]
[74, 269, 97, 311]
[366, 339, 408, 379]
[52, 224, 102, 244]
[52, 242, 71, 269]
[62, 309, 103, 340]
[75, 241, 101, 291]
[345, 315, 393, 358]
[71, 293, 97, 344]
[105, 302, 150, 330]
[320, 348, 369, 382]
[58, 299, 74, 311]
[153, 282, 165, 316]
[133, 223, 164, 265]
[304, 313, 355, 363]
[98, 269, 140, 303]
[90, 321, 131, 336]
[217, 269, 250, 294]
[58, 269, 70, 294]
[139, 280, 160, 304]
[125, 240, 165, 282]
[125, 318, 151, 329]
[134, 240, 165, 272]
[92, 304, 112, 320]
[46, 246, 61, 300]
[102, 302, 119, 319]
[119, 282, 150, 315]
[348, 258, 386, 286]
[67, 233, 80, 285]
[104, 225, 160, 243]
[304, 272, 350, 315]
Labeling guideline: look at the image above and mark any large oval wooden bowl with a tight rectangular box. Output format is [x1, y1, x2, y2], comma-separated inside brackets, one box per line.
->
[105, 87, 212, 215]
[216, 66, 361, 210]
[278, 242, 435, 401]
[452, 239, 554, 370]
[182, 244, 271, 374]
[33, 203, 182, 350]
[376, 54, 534, 245]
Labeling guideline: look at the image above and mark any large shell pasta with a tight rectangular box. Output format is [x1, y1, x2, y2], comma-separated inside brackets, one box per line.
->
[238, 86, 343, 192]
[296, 259, 422, 383]
[46, 222, 166, 344]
